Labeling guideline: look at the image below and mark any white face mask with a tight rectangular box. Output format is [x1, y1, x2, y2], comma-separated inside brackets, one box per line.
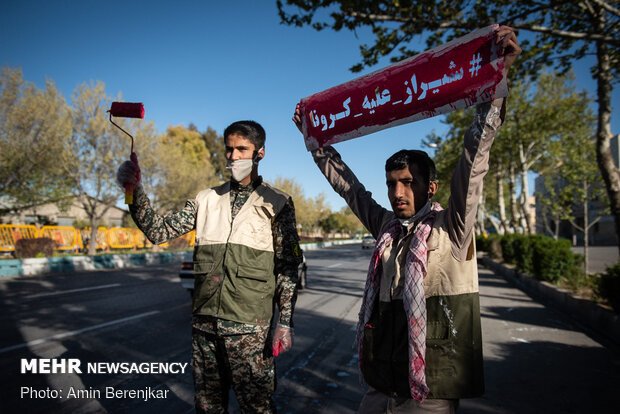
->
[226, 147, 263, 182]
[226, 158, 253, 182]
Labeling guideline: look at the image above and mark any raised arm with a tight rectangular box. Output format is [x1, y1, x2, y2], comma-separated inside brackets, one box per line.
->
[117, 156, 197, 244]
[310, 146, 392, 238]
[293, 106, 392, 238]
[447, 26, 521, 260]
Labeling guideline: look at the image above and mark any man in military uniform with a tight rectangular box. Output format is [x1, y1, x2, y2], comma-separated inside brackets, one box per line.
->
[117, 120, 302, 413]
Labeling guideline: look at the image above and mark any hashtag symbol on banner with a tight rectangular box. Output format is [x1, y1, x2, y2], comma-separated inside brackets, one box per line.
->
[469, 53, 482, 77]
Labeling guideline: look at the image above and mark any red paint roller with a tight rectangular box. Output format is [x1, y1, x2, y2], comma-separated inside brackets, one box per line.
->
[108, 102, 145, 205]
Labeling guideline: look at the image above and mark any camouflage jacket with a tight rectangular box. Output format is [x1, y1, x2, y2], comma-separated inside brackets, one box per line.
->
[129, 177, 301, 335]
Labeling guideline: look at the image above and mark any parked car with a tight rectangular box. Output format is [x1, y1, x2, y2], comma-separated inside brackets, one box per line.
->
[361, 236, 376, 249]
[178, 251, 195, 294]
[179, 249, 308, 295]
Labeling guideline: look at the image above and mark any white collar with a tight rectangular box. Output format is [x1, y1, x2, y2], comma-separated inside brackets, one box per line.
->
[399, 201, 431, 228]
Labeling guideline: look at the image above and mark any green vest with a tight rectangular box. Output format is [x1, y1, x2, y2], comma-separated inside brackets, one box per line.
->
[191, 182, 289, 325]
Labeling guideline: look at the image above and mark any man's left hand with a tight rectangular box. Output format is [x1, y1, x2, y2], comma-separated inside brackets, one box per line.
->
[496, 25, 522, 75]
[272, 324, 293, 356]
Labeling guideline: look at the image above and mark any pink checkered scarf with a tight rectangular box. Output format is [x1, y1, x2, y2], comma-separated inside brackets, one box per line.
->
[357, 202, 442, 402]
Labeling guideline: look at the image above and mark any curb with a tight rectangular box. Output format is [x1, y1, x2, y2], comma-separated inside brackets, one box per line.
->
[0, 252, 186, 277]
[0, 239, 362, 278]
[481, 256, 620, 347]
[300, 239, 360, 251]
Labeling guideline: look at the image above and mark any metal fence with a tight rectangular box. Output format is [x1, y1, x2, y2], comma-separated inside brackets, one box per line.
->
[0, 224, 195, 252]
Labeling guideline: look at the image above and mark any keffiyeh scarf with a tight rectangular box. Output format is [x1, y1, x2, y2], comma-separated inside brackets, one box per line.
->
[357, 202, 442, 402]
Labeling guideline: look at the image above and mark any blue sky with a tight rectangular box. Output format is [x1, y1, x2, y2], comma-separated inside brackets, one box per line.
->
[1, 1, 618, 212]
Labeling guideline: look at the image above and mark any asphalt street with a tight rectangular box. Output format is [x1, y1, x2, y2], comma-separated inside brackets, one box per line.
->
[0, 244, 618, 413]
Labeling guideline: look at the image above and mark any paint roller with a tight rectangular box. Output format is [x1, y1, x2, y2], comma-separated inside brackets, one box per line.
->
[108, 102, 145, 205]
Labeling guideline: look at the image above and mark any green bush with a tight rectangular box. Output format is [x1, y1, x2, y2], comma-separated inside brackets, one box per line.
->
[600, 262, 620, 311]
[14, 238, 56, 258]
[531, 236, 580, 283]
[475, 235, 489, 252]
[476, 234, 503, 260]
[513, 234, 536, 275]
[500, 233, 519, 264]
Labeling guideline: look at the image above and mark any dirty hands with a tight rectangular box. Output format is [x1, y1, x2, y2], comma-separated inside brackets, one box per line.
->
[496, 25, 521, 75]
[272, 324, 293, 357]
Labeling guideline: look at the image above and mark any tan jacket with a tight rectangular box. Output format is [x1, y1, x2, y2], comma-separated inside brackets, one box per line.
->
[192, 181, 290, 325]
[312, 98, 505, 398]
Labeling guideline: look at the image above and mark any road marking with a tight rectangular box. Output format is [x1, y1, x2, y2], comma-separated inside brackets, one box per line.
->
[0, 310, 159, 354]
[25, 283, 121, 299]
[327, 263, 342, 268]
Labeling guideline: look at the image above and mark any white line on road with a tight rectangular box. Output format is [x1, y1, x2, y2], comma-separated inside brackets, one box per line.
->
[327, 263, 342, 268]
[24, 283, 122, 299]
[0, 310, 160, 354]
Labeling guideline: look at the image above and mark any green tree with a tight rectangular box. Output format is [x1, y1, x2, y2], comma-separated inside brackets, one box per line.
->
[201, 126, 229, 183]
[65, 81, 160, 254]
[149, 125, 216, 212]
[339, 205, 366, 235]
[319, 213, 340, 237]
[429, 72, 596, 236]
[536, 86, 602, 272]
[278, 0, 620, 250]
[273, 176, 331, 235]
[0, 66, 73, 216]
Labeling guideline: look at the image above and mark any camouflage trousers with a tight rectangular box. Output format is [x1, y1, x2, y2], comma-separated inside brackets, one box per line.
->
[192, 328, 276, 413]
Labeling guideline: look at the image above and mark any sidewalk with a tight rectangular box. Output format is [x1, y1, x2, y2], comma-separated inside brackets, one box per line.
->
[461, 264, 620, 413]
[480, 255, 620, 347]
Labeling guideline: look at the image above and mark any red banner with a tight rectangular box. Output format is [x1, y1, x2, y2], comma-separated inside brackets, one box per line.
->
[299, 24, 507, 151]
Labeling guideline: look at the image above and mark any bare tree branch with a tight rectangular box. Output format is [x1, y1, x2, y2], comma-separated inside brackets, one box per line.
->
[589, 0, 620, 18]
[346, 10, 461, 30]
[511, 23, 620, 45]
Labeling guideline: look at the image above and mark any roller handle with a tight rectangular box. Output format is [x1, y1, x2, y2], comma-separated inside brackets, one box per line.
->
[124, 152, 140, 205]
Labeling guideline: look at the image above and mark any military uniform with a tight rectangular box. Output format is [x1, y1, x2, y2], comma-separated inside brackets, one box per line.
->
[129, 177, 301, 413]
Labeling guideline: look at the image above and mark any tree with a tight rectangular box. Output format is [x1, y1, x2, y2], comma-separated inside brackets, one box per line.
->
[536, 86, 603, 272]
[429, 71, 597, 236]
[0, 66, 74, 217]
[65, 81, 160, 255]
[200, 126, 230, 183]
[149, 125, 217, 212]
[273, 176, 331, 235]
[278, 0, 620, 250]
[339, 205, 366, 235]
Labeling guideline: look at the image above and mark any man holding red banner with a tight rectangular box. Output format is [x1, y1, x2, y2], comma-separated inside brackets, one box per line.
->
[294, 26, 520, 413]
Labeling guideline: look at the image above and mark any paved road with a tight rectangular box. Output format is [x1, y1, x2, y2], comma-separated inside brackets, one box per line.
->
[571, 246, 619, 274]
[1, 244, 618, 413]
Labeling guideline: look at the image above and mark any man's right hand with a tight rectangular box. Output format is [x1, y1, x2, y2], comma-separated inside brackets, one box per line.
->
[116, 152, 141, 189]
[292, 103, 303, 133]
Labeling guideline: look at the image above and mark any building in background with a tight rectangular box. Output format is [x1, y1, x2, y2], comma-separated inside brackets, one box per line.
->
[0, 196, 128, 228]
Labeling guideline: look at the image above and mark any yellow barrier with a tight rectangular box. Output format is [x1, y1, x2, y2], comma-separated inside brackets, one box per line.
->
[0, 224, 39, 252]
[40, 226, 80, 251]
[184, 230, 196, 247]
[109, 227, 138, 249]
[0, 224, 194, 252]
[80, 227, 109, 250]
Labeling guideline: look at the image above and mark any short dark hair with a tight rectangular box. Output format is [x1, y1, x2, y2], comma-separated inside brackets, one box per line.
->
[385, 149, 437, 183]
[223, 120, 266, 150]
